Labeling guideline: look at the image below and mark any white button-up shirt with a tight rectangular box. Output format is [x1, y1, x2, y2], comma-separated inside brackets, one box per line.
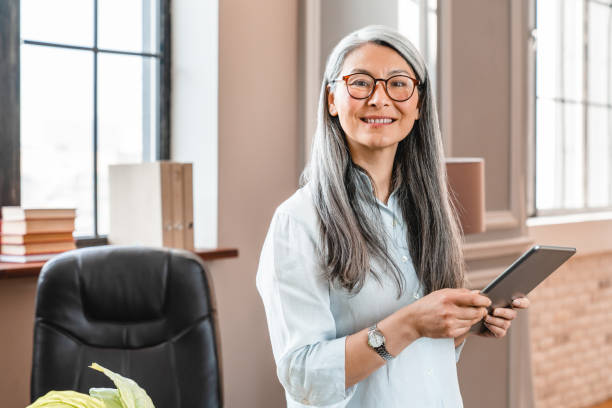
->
[256, 180, 466, 407]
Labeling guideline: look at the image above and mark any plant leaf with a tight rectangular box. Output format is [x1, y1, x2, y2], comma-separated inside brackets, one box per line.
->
[89, 363, 155, 408]
[27, 390, 105, 408]
[88, 388, 124, 408]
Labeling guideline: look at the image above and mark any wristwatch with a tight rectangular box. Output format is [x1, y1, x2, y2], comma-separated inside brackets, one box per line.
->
[367, 324, 394, 361]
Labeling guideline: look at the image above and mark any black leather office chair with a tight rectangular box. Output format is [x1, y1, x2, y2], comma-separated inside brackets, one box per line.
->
[31, 245, 223, 408]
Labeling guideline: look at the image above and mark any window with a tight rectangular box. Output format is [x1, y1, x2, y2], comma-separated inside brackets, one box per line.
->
[535, 0, 612, 214]
[17, 0, 170, 238]
[397, 0, 438, 94]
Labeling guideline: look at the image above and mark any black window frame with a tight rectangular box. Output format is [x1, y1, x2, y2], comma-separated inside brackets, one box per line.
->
[0, 0, 171, 245]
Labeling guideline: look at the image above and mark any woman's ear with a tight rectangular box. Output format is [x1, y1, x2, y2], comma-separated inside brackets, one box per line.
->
[327, 86, 338, 116]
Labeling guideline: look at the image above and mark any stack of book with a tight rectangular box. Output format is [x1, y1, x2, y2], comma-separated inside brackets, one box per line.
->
[0, 207, 76, 263]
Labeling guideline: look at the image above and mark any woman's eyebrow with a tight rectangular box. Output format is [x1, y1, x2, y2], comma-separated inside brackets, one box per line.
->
[347, 68, 373, 75]
[347, 68, 413, 76]
[388, 69, 412, 76]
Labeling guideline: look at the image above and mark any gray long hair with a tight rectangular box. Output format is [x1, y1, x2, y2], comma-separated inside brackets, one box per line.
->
[300, 25, 465, 297]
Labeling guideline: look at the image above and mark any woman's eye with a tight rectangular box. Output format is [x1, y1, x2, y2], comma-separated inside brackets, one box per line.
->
[390, 80, 408, 88]
[351, 80, 370, 88]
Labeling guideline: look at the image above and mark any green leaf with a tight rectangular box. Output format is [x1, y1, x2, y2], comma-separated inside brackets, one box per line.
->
[88, 389, 123, 408]
[88, 363, 155, 408]
[27, 390, 105, 408]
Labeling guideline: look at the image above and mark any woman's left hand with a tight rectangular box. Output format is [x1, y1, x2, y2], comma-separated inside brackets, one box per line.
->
[478, 297, 531, 338]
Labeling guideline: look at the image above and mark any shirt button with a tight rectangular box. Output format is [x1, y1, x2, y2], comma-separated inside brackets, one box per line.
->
[401, 255, 408, 263]
[392, 219, 397, 227]
[413, 292, 420, 299]
[426, 368, 434, 376]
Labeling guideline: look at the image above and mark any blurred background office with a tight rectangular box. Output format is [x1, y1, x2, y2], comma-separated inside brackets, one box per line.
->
[1, 0, 611, 407]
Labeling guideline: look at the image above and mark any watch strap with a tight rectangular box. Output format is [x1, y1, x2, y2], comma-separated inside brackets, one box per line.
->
[374, 344, 394, 361]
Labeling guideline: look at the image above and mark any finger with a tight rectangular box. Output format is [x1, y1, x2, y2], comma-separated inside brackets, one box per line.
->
[451, 320, 478, 338]
[476, 326, 497, 338]
[511, 297, 530, 309]
[483, 322, 505, 337]
[454, 292, 491, 308]
[484, 315, 511, 330]
[455, 306, 488, 321]
[492, 307, 517, 320]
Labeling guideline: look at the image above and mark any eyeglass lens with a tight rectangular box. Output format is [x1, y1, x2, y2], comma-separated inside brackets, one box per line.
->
[345, 73, 415, 101]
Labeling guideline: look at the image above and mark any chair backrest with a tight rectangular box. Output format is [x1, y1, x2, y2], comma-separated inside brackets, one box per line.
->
[31, 245, 222, 408]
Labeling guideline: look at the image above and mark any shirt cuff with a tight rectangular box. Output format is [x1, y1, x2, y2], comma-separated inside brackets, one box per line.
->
[279, 336, 358, 407]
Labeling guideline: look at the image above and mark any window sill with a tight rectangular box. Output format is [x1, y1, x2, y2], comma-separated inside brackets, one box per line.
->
[527, 212, 612, 257]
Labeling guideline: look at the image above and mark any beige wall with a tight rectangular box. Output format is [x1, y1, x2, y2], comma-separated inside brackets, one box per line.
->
[213, 0, 299, 406]
[0, 278, 37, 408]
[450, 0, 511, 211]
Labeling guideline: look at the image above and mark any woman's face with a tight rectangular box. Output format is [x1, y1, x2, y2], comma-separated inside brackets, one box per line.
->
[327, 43, 421, 155]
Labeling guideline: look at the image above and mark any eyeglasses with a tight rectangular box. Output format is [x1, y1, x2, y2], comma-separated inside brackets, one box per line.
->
[331, 73, 420, 102]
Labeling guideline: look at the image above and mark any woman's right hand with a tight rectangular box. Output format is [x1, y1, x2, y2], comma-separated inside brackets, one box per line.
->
[405, 288, 491, 339]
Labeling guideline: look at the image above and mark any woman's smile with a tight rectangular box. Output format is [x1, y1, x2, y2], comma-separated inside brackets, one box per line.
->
[360, 115, 398, 128]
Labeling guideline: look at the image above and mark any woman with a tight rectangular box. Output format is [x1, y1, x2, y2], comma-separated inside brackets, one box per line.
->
[256, 25, 529, 407]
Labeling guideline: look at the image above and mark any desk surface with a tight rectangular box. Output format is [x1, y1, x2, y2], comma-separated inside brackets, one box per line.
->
[0, 247, 239, 279]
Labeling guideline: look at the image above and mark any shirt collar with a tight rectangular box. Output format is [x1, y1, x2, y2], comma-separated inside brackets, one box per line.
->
[356, 170, 402, 216]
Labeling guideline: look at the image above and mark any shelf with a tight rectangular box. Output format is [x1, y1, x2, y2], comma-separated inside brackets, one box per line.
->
[0, 247, 239, 280]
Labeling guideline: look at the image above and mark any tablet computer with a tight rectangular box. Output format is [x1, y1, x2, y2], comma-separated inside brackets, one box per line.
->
[470, 245, 576, 334]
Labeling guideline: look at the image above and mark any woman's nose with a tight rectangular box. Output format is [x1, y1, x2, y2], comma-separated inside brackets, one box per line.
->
[368, 81, 391, 105]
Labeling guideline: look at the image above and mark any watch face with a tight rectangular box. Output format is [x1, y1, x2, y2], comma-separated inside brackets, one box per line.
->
[368, 330, 384, 348]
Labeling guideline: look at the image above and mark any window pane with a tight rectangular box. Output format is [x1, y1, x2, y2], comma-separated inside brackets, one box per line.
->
[562, 102, 584, 208]
[536, 0, 590, 212]
[561, 0, 584, 102]
[396, 0, 437, 93]
[536, 98, 561, 210]
[587, 106, 611, 207]
[397, 0, 420, 50]
[97, 54, 159, 236]
[98, 0, 160, 53]
[427, 6, 437, 96]
[20, 45, 94, 235]
[536, 100, 585, 209]
[587, 1, 611, 105]
[536, 0, 584, 101]
[536, 0, 561, 99]
[21, 0, 93, 47]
